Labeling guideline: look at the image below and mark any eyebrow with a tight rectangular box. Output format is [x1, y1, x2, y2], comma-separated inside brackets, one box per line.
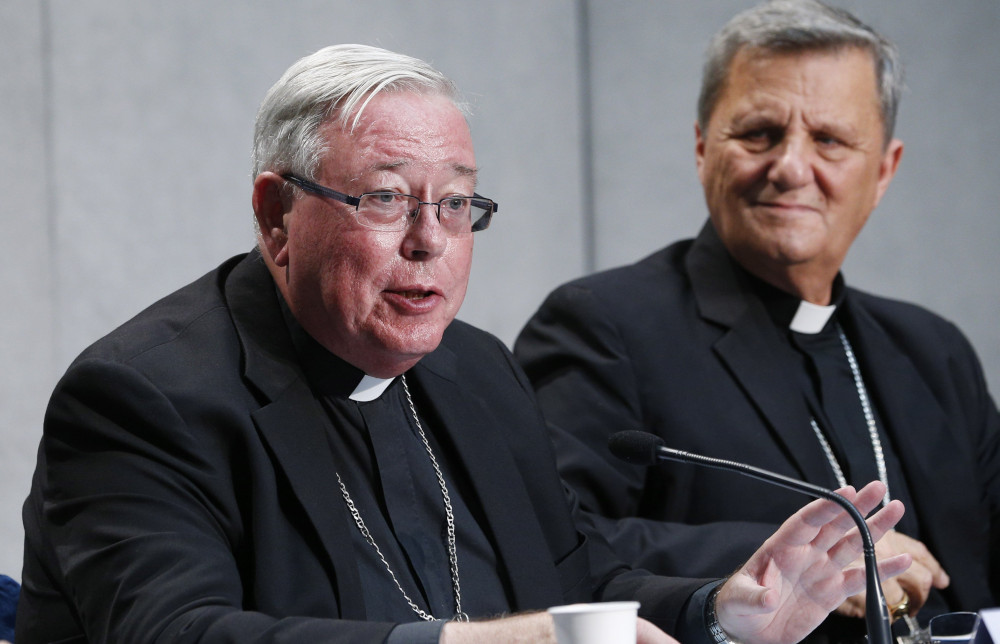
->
[363, 161, 479, 186]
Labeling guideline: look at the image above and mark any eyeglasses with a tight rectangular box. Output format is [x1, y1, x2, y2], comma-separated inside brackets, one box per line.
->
[281, 173, 497, 234]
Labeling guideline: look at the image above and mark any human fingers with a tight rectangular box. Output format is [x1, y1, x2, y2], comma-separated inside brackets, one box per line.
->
[839, 552, 912, 598]
[441, 612, 556, 643]
[886, 531, 950, 589]
[717, 568, 779, 618]
[871, 531, 947, 614]
[892, 562, 937, 612]
[836, 576, 906, 619]
[836, 592, 867, 619]
[637, 617, 680, 644]
[845, 480, 891, 517]
[866, 499, 906, 543]
[784, 481, 887, 553]
[770, 486, 860, 549]
[809, 488, 866, 552]
[827, 497, 905, 567]
[875, 552, 912, 585]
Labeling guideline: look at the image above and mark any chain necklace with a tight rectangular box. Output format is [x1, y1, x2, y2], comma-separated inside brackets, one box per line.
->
[336, 374, 469, 622]
[808, 329, 891, 506]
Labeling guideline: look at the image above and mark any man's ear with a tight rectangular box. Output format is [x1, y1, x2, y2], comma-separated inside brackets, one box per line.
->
[694, 121, 707, 186]
[253, 172, 292, 267]
[873, 138, 904, 208]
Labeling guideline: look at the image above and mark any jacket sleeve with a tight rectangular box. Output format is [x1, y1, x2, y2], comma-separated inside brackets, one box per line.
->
[941, 317, 1000, 600]
[514, 283, 779, 578]
[19, 357, 396, 644]
[485, 331, 714, 638]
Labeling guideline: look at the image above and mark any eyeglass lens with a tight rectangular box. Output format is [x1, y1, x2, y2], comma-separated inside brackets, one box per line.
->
[356, 194, 491, 233]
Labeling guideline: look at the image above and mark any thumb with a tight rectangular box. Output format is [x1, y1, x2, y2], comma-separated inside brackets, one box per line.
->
[719, 576, 778, 617]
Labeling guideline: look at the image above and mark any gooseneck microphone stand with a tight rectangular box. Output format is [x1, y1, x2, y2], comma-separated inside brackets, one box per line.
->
[608, 430, 893, 644]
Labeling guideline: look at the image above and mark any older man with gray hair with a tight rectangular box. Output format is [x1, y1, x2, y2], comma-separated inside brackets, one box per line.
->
[517, 1, 999, 640]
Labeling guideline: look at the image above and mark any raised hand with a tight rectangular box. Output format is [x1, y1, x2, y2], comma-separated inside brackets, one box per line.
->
[714, 481, 911, 644]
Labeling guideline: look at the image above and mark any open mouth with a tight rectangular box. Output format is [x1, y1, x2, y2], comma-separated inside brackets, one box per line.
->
[395, 290, 434, 301]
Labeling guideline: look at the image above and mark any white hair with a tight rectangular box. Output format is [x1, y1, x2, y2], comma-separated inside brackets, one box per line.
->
[251, 44, 466, 181]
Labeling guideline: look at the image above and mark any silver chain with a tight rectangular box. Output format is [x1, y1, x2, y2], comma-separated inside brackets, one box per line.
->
[808, 329, 890, 506]
[335, 374, 469, 622]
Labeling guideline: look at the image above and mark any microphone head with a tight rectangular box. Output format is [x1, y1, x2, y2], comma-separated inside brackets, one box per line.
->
[608, 430, 665, 466]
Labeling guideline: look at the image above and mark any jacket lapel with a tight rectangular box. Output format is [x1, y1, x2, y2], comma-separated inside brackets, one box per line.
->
[687, 224, 839, 487]
[410, 345, 566, 610]
[225, 253, 366, 619]
[842, 301, 990, 607]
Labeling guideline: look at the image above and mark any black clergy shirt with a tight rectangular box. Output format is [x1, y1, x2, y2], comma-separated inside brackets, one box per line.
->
[747, 270, 949, 624]
[281, 300, 511, 643]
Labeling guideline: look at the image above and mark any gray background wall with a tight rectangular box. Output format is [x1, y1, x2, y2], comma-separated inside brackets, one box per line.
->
[1, 1, 997, 581]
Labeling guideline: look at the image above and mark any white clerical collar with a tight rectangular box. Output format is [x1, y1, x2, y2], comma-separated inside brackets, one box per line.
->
[349, 375, 396, 402]
[789, 299, 837, 334]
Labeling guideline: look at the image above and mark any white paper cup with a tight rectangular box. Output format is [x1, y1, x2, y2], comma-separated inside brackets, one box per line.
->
[548, 601, 640, 644]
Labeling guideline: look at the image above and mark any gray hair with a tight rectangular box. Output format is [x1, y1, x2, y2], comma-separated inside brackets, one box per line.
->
[697, 0, 903, 144]
[252, 44, 465, 181]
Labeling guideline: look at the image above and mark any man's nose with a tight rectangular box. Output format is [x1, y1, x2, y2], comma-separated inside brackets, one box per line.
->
[767, 135, 814, 189]
[401, 202, 447, 259]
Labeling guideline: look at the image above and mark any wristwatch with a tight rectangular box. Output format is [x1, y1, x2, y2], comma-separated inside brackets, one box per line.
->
[706, 584, 736, 644]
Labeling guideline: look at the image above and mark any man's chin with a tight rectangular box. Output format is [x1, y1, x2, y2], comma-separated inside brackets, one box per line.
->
[362, 326, 448, 375]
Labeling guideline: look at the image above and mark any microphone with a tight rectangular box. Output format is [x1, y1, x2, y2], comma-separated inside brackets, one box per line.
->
[608, 430, 892, 644]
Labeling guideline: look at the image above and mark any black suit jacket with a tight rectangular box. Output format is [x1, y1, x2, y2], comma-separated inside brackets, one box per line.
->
[19, 251, 706, 644]
[515, 223, 1000, 618]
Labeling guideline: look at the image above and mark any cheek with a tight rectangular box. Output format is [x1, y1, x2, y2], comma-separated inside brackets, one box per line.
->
[722, 155, 766, 194]
[705, 153, 746, 198]
[445, 239, 474, 292]
[835, 166, 879, 208]
[821, 168, 876, 229]
[319, 236, 395, 310]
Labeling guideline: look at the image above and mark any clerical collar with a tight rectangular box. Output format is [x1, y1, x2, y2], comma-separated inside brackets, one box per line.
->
[789, 300, 837, 334]
[741, 269, 846, 335]
[350, 375, 395, 402]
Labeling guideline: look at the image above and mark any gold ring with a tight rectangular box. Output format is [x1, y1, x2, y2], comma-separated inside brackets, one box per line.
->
[887, 591, 910, 621]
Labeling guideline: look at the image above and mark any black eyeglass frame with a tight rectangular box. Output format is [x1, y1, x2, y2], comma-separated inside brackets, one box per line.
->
[280, 173, 497, 233]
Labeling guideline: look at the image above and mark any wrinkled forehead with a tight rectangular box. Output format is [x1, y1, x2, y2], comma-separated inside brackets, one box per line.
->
[720, 45, 881, 113]
[320, 92, 477, 185]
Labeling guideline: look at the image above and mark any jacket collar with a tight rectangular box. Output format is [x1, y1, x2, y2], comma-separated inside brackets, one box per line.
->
[686, 222, 839, 486]
[225, 250, 305, 401]
[224, 251, 367, 618]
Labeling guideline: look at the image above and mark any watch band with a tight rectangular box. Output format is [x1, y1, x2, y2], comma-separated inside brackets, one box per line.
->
[706, 584, 736, 644]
